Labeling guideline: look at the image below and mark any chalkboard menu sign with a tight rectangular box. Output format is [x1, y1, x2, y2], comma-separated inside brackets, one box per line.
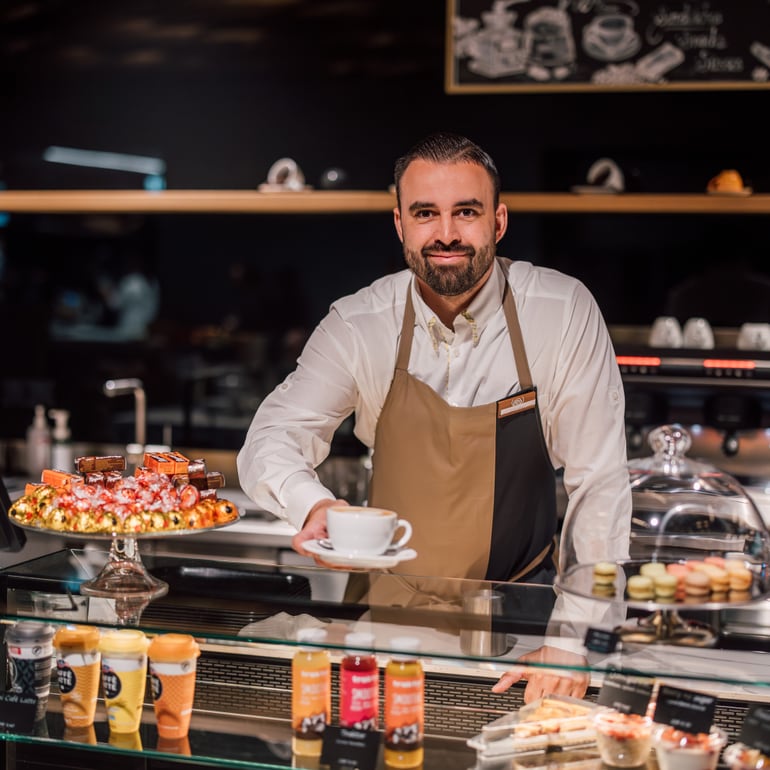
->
[446, 0, 770, 92]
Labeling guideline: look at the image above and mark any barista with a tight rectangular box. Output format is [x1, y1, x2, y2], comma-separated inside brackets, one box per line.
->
[237, 132, 631, 697]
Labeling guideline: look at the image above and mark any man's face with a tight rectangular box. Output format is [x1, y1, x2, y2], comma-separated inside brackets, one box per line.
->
[394, 159, 507, 297]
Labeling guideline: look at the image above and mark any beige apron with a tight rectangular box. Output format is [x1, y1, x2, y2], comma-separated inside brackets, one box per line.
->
[347, 281, 557, 610]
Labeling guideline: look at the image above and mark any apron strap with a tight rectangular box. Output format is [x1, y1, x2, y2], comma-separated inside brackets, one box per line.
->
[502, 282, 533, 391]
[399, 279, 533, 390]
[506, 536, 556, 583]
[396, 288, 416, 371]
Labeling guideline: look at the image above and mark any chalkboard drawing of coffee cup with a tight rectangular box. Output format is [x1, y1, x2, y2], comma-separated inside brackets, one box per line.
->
[582, 13, 641, 62]
[523, 5, 576, 81]
[462, 1, 528, 78]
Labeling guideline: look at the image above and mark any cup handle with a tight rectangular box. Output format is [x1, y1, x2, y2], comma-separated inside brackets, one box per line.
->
[391, 519, 412, 550]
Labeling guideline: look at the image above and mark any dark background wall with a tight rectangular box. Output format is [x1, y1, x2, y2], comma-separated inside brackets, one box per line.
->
[1, 0, 769, 446]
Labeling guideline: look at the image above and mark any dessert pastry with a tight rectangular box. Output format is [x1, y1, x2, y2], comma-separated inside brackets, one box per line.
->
[726, 564, 753, 592]
[639, 561, 667, 578]
[724, 742, 770, 769]
[684, 570, 711, 598]
[653, 572, 678, 600]
[592, 561, 617, 595]
[593, 710, 653, 767]
[692, 562, 730, 592]
[706, 169, 750, 194]
[652, 725, 727, 770]
[9, 452, 239, 535]
[626, 574, 654, 600]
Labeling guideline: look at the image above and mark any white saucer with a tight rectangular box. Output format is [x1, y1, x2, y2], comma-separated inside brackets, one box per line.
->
[304, 539, 418, 569]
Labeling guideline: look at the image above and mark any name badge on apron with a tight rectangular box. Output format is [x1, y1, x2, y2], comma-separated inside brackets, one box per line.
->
[497, 389, 536, 420]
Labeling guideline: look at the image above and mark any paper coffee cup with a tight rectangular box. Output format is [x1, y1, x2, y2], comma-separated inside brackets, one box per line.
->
[99, 628, 149, 733]
[5, 620, 56, 722]
[148, 633, 200, 738]
[53, 624, 102, 728]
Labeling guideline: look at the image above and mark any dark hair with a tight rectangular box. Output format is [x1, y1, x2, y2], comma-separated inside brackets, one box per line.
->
[393, 131, 501, 208]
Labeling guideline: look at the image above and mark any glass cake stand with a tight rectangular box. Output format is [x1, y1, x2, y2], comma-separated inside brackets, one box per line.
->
[17, 517, 241, 625]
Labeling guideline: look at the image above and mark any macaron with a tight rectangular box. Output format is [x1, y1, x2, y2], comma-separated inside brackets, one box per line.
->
[727, 566, 753, 592]
[593, 561, 618, 585]
[639, 562, 668, 579]
[626, 574, 655, 600]
[692, 562, 729, 592]
[653, 572, 678, 600]
[684, 570, 711, 598]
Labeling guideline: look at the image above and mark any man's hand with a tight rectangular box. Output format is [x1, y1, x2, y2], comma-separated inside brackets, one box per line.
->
[292, 499, 348, 564]
[491, 645, 590, 703]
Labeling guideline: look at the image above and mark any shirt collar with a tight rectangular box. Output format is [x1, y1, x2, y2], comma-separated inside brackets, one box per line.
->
[409, 258, 505, 349]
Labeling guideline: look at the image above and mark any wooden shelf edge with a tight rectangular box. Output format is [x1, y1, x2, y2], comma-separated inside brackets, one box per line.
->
[1, 189, 769, 214]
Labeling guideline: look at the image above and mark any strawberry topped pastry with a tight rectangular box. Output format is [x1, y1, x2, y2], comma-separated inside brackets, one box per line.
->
[9, 451, 238, 535]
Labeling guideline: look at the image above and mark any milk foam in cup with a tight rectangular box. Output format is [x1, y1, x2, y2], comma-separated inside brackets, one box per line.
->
[326, 505, 412, 556]
[99, 628, 149, 733]
[5, 620, 56, 722]
[53, 624, 102, 728]
[148, 633, 201, 738]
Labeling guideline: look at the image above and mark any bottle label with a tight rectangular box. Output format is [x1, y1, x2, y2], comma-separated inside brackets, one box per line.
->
[292, 664, 331, 737]
[385, 669, 424, 748]
[340, 668, 379, 729]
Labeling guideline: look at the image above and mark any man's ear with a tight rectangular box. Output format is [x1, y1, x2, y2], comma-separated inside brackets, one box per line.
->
[495, 203, 508, 244]
[393, 206, 404, 243]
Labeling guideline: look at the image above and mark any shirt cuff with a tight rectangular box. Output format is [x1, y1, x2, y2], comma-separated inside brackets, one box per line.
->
[282, 477, 337, 531]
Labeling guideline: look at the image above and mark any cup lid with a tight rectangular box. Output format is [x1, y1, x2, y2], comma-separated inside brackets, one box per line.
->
[6, 620, 55, 644]
[53, 624, 101, 651]
[148, 633, 200, 661]
[98, 628, 149, 654]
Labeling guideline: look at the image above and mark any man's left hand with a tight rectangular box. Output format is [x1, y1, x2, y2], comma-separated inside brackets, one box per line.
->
[491, 645, 590, 703]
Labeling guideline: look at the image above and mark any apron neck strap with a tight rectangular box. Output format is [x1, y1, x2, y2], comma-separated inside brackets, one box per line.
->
[397, 279, 533, 390]
[502, 282, 533, 390]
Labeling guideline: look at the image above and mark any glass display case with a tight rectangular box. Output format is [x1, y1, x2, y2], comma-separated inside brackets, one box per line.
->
[2, 545, 770, 770]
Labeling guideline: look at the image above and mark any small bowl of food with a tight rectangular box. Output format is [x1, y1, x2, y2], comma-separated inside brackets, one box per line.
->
[653, 724, 727, 770]
[593, 709, 653, 767]
[723, 742, 770, 769]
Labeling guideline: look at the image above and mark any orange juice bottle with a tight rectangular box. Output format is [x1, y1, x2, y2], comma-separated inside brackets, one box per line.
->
[291, 627, 331, 757]
[384, 637, 423, 768]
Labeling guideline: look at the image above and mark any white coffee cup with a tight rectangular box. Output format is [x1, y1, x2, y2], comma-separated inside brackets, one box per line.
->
[682, 317, 715, 349]
[326, 506, 412, 556]
[649, 316, 683, 348]
[738, 322, 770, 351]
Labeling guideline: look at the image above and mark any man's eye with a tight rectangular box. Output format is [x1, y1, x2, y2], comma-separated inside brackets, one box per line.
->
[457, 208, 479, 218]
[414, 210, 435, 219]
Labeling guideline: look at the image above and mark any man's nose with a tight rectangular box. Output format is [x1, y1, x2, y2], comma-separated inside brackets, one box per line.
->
[435, 213, 460, 243]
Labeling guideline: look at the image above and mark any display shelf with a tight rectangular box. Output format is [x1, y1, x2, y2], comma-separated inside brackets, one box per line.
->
[2, 549, 769, 769]
[2, 189, 770, 214]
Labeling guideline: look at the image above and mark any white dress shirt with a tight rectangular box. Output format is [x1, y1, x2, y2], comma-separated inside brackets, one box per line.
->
[237, 257, 631, 569]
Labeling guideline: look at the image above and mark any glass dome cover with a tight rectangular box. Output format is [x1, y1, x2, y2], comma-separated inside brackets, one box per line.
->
[627, 424, 770, 570]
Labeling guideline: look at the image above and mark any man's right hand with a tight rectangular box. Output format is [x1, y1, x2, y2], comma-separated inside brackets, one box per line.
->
[292, 498, 348, 560]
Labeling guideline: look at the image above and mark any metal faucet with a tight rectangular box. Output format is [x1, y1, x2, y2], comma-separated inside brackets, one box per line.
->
[103, 378, 146, 448]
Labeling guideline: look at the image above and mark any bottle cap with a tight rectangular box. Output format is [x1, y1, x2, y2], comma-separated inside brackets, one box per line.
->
[48, 409, 71, 441]
[389, 636, 421, 660]
[32, 404, 48, 430]
[296, 627, 328, 646]
[344, 631, 375, 653]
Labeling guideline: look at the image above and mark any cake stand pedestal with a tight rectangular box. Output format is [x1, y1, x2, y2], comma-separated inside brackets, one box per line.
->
[79, 536, 168, 625]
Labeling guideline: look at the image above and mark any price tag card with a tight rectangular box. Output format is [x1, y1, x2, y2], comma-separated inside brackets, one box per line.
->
[321, 725, 381, 770]
[740, 704, 770, 755]
[584, 627, 619, 654]
[597, 672, 654, 716]
[0, 693, 37, 733]
[652, 685, 716, 734]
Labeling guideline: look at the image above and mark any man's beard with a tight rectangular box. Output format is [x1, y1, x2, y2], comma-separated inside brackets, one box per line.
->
[404, 241, 496, 296]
